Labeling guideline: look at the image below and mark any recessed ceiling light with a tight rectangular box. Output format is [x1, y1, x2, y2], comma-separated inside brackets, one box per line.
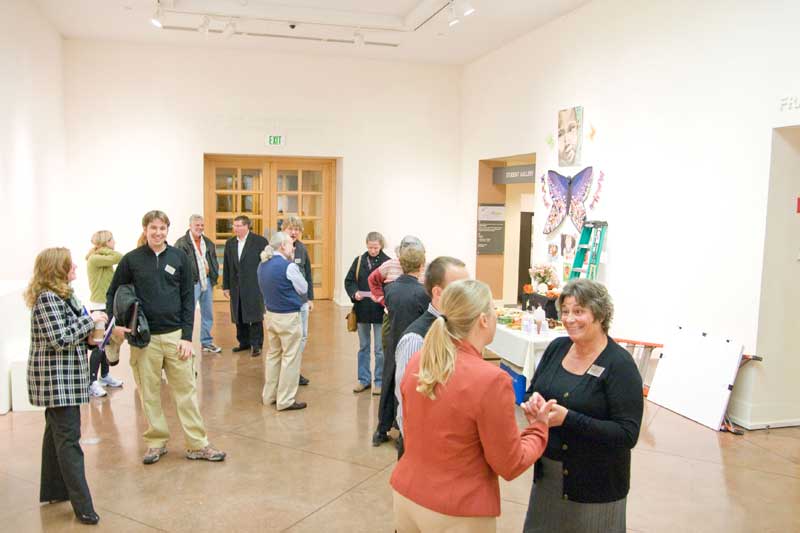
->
[150, 3, 163, 28]
[462, 1, 476, 17]
[198, 16, 210, 36]
[222, 21, 236, 39]
[448, 1, 460, 27]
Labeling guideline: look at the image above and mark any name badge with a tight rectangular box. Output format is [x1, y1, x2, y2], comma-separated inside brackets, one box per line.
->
[587, 364, 605, 378]
[164, 264, 176, 275]
[294, 258, 302, 264]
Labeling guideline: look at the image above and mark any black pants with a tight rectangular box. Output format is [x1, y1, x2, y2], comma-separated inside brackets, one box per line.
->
[89, 348, 109, 382]
[40, 406, 94, 516]
[377, 315, 396, 434]
[236, 299, 263, 349]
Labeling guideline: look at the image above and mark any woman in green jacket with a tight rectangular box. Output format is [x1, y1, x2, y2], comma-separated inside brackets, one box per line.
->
[86, 230, 124, 397]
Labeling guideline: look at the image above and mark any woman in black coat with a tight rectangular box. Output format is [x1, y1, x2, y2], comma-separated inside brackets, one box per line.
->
[344, 231, 390, 394]
[25, 247, 106, 525]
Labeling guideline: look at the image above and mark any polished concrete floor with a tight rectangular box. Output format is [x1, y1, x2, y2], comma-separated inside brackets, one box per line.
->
[1, 301, 799, 532]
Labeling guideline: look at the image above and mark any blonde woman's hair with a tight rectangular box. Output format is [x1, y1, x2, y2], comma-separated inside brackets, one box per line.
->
[24, 247, 73, 308]
[86, 230, 114, 260]
[260, 231, 291, 262]
[416, 279, 493, 399]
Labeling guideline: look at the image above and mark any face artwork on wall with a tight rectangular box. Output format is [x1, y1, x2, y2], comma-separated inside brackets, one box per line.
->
[561, 234, 577, 259]
[558, 106, 583, 167]
[542, 167, 593, 234]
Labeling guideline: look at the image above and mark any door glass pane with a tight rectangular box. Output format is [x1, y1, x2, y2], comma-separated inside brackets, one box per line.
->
[216, 194, 234, 212]
[301, 195, 322, 217]
[276, 218, 285, 233]
[216, 218, 233, 236]
[277, 170, 298, 192]
[310, 243, 323, 265]
[252, 218, 263, 236]
[312, 267, 322, 288]
[241, 194, 262, 214]
[277, 195, 298, 215]
[216, 168, 237, 189]
[304, 219, 323, 241]
[301, 170, 322, 192]
[242, 169, 261, 191]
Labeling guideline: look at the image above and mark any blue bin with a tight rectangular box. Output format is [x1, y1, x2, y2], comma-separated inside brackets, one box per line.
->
[500, 363, 527, 404]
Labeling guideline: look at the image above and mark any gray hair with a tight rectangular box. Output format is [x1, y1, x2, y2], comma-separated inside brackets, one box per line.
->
[189, 214, 204, 224]
[395, 234, 425, 256]
[285, 215, 303, 231]
[366, 231, 386, 249]
[260, 231, 291, 262]
[558, 279, 614, 333]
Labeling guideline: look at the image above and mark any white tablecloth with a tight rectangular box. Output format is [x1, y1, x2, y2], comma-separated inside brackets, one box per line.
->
[485, 325, 568, 385]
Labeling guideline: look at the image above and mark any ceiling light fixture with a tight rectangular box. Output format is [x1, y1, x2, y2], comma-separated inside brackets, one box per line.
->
[198, 16, 210, 36]
[447, 1, 460, 27]
[150, 2, 163, 28]
[462, 1, 476, 17]
[353, 31, 365, 47]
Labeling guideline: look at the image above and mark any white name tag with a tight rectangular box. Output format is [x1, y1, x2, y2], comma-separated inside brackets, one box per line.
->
[164, 264, 176, 275]
[294, 258, 302, 264]
[587, 364, 605, 377]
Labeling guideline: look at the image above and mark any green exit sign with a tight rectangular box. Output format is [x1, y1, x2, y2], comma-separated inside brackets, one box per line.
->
[267, 134, 285, 146]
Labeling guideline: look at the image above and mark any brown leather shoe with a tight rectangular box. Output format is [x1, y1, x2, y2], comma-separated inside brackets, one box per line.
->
[281, 401, 307, 411]
[352, 383, 371, 393]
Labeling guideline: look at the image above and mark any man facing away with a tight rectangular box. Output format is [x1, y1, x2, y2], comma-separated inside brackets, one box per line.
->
[174, 214, 221, 354]
[393, 256, 469, 457]
[223, 215, 268, 356]
[107, 210, 225, 465]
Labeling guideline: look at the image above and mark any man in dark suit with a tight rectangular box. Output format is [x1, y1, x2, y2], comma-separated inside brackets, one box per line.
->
[223, 215, 268, 356]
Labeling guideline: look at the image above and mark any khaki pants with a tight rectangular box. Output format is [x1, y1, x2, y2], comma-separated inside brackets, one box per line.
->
[129, 330, 208, 450]
[262, 311, 302, 410]
[393, 490, 496, 533]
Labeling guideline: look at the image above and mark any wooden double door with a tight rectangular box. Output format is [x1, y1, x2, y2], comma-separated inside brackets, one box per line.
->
[204, 154, 336, 300]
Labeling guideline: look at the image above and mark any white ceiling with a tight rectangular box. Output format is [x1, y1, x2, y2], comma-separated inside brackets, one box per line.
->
[34, 0, 590, 65]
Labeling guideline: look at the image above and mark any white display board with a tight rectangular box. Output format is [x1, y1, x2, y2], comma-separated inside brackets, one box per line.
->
[647, 326, 743, 431]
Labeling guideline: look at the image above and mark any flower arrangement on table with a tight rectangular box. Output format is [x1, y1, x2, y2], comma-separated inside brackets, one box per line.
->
[529, 264, 560, 289]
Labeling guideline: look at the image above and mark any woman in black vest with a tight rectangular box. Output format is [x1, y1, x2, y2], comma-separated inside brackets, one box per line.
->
[523, 279, 643, 533]
[344, 231, 390, 394]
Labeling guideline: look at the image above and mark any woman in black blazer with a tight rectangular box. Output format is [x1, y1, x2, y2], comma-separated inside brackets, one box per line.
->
[25, 247, 107, 525]
[523, 279, 643, 533]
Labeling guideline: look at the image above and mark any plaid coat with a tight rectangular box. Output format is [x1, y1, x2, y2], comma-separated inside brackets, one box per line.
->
[27, 291, 94, 407]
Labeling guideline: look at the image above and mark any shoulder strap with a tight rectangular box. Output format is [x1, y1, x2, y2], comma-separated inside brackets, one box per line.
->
[356, 254, 362, 279]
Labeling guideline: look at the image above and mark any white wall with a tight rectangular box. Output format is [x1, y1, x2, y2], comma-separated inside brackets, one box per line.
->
[501, 185, 534, 304]
[0, 0, 65, 282]
[461, 0, 800, 348]
[57, 41, 461, 302]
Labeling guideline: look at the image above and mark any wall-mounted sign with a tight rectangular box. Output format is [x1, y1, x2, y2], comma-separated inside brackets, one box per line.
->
[477, 204, 505, 255]
[493, 164, 536, 184]
[266, 134, 286, 146]
[779, 96, 800, 111]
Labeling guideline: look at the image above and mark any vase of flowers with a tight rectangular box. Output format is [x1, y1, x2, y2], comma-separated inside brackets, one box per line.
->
[529, 264, 560, 289]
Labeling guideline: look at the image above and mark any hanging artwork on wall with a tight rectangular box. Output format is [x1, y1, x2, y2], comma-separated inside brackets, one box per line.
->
[542, 167, 593, 234]
[561, 234, 577, 260]
[558, 106, 583, 167]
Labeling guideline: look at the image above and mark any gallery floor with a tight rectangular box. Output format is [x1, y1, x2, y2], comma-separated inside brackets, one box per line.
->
[1, 301, 798, 532]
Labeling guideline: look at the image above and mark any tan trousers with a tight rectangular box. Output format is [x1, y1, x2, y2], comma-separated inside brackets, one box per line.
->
[130, 330, 209, 450]
[393, 490, 496, 533]
[262, 311, 303, 410]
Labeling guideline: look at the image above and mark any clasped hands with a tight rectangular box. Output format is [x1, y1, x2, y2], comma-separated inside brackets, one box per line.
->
[520, 392, 569, 427]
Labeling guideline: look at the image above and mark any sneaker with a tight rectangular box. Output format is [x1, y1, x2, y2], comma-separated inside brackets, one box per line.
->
[352, 383, 371, 393]
[186, 445, 226, 462]
[202, 343, 222, 353]
[89, 381, 107, 398]
[372, 431, 390, 447]
[372, 386, 382, 396]
[99, 374, 123, 388]
[142, 447, 167, 465]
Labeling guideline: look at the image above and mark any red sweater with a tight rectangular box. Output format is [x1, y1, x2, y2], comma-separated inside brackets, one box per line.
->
[390, 341, 548, 517]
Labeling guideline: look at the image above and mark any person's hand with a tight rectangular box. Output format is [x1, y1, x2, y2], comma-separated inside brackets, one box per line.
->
[177, 340, 193, 360]
[354, 292, 364, 301]
[547, 404, 569, 427]
[89, 311, 108, 323]
[111, 325, 131, 341]
[308, 301, 314, 312]
[223, 289, 230, 299]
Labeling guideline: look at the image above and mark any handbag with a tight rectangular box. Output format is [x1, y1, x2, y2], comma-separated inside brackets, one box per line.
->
[346, 255, 363, 332]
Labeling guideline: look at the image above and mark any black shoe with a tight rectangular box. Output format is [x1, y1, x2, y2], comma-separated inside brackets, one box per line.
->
[372, 431, 390, 447]
[232, 345, 250, 353]
[251, 347, 262, 356]
[299, 374, 309, 386]
[75, 511, 100, 525]
[282, 401, 307, 411]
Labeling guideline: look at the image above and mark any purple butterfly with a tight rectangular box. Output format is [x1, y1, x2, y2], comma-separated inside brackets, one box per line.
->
[543, 167, 593, 234]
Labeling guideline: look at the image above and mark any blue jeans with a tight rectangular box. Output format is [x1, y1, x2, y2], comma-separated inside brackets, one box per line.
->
[299, 302, 309, 356]
[357, 322, 383, 387]
[193, 277, 214, 346]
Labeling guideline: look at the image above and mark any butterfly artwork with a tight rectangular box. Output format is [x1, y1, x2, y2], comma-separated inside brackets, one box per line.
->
[543, 167, 593, 234]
